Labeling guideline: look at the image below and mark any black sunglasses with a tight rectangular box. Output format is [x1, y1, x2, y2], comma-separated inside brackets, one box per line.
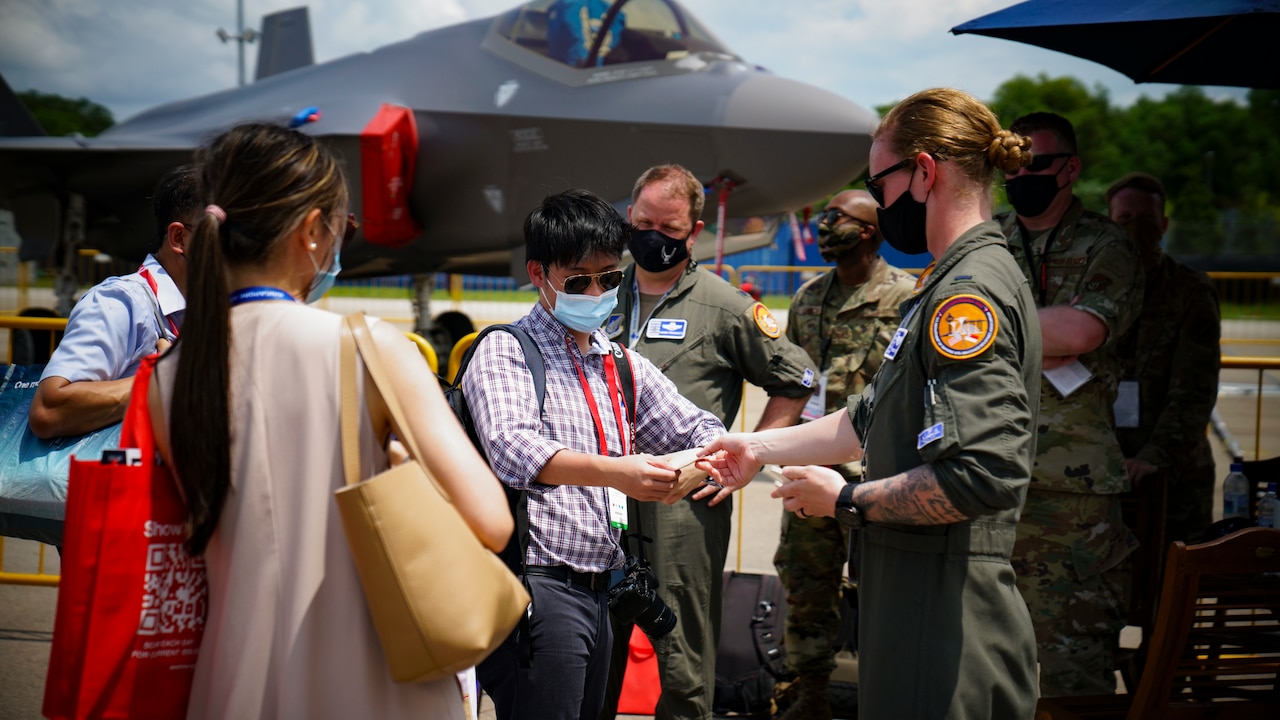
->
[1023, 153, 1074, 174]
[865, 157, 916, 207]
[340, 213, 360, 245]
[819, 207, 871, 229]
[556, 269, 625, 294]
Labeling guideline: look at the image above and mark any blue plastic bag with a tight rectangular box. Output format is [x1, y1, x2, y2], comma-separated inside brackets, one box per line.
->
[0, 364, 121, 542]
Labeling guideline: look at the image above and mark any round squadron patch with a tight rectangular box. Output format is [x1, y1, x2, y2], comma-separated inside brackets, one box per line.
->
[929, 294, 998, 360]
[752, 303, 781, 338]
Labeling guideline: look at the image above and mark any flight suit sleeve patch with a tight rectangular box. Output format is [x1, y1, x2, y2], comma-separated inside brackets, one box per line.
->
[751, 303, 781, 338]
[929, 294, 998, 361]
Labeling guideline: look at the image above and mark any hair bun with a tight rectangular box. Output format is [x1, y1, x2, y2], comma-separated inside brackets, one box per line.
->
[989, 129, 1033, 173]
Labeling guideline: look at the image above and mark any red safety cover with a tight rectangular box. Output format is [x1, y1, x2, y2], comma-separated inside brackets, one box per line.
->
[359, 103, 422, 247]
[618, 626, 661, 715]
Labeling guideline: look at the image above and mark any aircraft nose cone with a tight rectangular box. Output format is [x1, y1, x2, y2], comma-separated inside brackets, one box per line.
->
[715, 73, 879, 214]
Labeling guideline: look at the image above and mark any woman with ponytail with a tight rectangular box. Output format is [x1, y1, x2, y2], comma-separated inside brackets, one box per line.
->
[153, 123, 512, 719]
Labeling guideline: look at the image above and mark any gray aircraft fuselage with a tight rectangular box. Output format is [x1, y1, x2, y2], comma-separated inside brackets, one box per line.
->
[0, 1, 878, 279]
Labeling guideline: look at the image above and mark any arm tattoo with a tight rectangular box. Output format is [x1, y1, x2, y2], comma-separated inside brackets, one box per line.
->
[856, 465, 970, 526]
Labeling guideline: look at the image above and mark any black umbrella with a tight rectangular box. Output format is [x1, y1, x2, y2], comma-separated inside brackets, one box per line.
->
[952, 0, 1280, 89]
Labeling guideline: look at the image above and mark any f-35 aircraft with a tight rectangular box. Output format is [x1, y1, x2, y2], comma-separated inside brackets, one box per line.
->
[0, 0, 877, 301]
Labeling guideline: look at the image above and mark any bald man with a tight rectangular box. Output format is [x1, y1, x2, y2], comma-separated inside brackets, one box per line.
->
[772, 189, 915, 719]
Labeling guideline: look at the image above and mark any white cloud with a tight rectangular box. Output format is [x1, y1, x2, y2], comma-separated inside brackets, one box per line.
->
[0, 0, 1248, 125]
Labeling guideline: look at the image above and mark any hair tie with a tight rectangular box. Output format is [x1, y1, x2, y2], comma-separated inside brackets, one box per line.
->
[205, 204, 227, 224]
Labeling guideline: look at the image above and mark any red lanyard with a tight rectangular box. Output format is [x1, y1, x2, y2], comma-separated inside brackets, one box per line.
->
[137, 265, 181, 337]
[566, 336, 630, 457]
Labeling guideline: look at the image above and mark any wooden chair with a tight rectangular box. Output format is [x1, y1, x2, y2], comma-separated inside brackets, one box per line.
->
[1117, 473, 1168, 686]
[1037, 527, 1280, 719]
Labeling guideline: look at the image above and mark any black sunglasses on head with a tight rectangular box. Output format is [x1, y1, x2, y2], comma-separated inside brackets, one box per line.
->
[556, 269, 625, 294]
[1023, 153, 1074, 173]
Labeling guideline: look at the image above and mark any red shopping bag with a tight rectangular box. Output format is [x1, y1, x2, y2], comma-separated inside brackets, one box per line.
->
[43, 355, 207, 720]
[617, 626, 661, 715]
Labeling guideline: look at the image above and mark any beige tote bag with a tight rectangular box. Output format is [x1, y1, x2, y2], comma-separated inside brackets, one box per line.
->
[336, 312, 529, 683]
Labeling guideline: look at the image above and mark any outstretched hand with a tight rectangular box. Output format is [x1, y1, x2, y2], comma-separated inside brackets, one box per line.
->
[696, 434, 763, 489]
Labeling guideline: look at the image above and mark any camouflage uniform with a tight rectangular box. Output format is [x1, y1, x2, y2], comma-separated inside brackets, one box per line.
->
[999, 197, 1144, 696]
[1115, 254, 1221, 543]
[773, 257, 914, 676]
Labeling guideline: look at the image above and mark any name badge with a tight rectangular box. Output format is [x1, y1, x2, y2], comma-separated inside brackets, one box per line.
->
[646, 318, 687, 340]
[801, 372, 829, 422]
[917, 422, 944, 449]
[1113, 380, 1140, 428]
[607, 487, 629, 529]
[884, 327, 909, 361]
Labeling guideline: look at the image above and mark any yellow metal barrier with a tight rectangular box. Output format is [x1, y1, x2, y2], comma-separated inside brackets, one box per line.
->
[403, 332, 439, 374]
[1220, 355, 1280, 461]
[0, 537, 59, 587]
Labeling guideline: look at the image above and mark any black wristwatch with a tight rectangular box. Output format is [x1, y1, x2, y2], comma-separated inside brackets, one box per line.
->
[835, 483, 864, 531]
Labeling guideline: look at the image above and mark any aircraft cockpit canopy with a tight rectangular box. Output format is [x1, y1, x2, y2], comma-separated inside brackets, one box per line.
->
[497, 0, 739, 68]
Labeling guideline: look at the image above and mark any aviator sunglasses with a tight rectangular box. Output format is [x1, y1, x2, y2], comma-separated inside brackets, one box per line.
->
[1020, 153, 1074, 174]
[552, 269, 625, 294]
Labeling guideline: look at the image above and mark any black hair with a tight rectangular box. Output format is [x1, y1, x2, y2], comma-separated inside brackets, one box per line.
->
[148, 164, 200, 253]
[523, 189, 630, 269]
[1010, 111, 1078, 154]
[170, 122, 347, 555]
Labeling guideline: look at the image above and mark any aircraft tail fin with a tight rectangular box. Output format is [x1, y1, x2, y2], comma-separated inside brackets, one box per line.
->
[256, 7, 315, 81]
[0, 74, 46, 137]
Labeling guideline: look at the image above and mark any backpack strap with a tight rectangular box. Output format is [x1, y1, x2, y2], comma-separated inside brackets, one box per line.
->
[451, 324, 545, 414]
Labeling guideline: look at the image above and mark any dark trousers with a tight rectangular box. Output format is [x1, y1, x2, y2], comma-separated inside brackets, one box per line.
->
[602, 495, 732, 720]
[479, 574, 614, 720]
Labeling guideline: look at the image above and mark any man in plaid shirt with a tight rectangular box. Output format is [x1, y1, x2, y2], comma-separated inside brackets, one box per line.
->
[470, 189, 725, 720]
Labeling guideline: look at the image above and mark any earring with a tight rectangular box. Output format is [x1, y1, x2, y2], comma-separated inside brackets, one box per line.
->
[309, 243, 317, 250]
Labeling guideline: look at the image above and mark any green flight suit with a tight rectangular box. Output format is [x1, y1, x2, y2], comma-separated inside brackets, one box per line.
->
[999, 198, 1144, 696]
[846, 222, 1041, 719]
[1115, 253, 1221, 543]
[774, 257, 914, 676]
[604, 261, 815, 720]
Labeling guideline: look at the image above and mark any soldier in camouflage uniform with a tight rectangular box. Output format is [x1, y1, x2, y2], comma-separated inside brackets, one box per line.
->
[772, 189, 914, 720]
[999, 113, 1144, 697]
[1107, 173, 1220, 544]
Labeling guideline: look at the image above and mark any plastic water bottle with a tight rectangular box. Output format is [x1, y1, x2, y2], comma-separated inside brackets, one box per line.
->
[1222, 461, 1250, 520]
[1259, 482, 1277, 529]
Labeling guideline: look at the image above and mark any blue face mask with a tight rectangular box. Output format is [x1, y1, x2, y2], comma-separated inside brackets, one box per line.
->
[305, 221, 343, 304]
[542, 284, 619, 333]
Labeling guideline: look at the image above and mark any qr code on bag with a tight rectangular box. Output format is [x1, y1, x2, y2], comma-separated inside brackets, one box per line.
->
[138, 542, 207, 636]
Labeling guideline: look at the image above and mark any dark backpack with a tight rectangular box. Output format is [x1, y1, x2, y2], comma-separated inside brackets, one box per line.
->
[713, 571, 789, 717]
[442, 324, 638, 572]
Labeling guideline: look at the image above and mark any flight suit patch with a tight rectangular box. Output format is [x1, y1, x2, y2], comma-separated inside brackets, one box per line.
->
[752, 303, 781, 338]
[646, 318, 686, 339]
[605, 313, 623, 338]
[929, 294, 998, 360]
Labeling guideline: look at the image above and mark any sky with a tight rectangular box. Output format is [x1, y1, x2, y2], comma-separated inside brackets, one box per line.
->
[0, 0, 1249, 127]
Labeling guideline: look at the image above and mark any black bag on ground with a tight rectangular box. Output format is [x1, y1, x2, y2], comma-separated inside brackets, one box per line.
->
[713, 571, 788, 717]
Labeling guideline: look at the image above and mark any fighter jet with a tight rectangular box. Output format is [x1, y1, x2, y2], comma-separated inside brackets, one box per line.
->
[0, 0, 877, 285]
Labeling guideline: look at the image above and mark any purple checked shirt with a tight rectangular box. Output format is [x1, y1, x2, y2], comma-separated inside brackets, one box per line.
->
[462, 302, 724, 573]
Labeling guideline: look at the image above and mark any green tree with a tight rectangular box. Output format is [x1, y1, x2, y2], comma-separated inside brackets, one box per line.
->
[16, 90, 113, 137]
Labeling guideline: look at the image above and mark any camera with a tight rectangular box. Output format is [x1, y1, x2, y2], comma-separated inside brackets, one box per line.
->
[608, 555, 677, 638]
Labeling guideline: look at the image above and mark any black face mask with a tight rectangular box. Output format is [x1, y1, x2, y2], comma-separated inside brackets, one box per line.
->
[1005, 172, 1066, 218]
[628, 228, 690, 272]
[875, 169, 930, 256]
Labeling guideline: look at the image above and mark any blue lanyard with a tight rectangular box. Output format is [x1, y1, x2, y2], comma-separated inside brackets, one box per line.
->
[229, 286, 296, 306]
